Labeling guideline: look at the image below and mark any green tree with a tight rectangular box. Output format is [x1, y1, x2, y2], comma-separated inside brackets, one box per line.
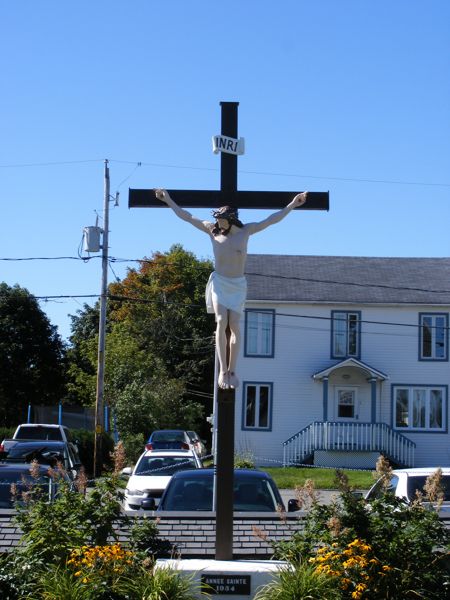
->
[109, 244, 214, 387]
[67, 246, 215, 443]
[104, 322, 203, 440]
[66, 303, 99, 406]
[0, 283, 66, 426]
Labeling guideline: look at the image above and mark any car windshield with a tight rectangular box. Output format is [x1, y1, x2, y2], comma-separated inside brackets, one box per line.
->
[151, 431, 185, 442]
[15, 427, 63, 441]
[8, 444, 64, 458]
[0, 472, 53, 507]
[406, 475, 450, 502]
[135, 456, 197, 476]
[6, 446, 67, 469]
[161, 473, 280, 511]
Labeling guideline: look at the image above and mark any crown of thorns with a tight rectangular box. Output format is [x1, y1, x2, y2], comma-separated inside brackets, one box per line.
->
[211, 206, 239, 220]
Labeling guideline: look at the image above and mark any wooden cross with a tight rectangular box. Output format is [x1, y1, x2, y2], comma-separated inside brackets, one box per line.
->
[129, 102, 329, 561]
[129, 104, 329, 213]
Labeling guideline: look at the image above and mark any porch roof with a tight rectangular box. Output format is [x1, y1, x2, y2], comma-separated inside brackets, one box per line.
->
[312, 358, 388, 381]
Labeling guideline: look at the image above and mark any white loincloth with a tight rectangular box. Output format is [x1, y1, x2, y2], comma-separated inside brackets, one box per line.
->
[205, 272, 247, 315]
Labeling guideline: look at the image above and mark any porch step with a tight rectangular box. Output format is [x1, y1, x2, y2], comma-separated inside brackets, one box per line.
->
[283, 421, 415, 468]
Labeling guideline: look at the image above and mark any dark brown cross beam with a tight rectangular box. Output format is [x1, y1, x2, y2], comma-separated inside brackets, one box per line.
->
[129, 102, 330, 561]
[129, 189, 329, 210]
[129, 102, 328, 212]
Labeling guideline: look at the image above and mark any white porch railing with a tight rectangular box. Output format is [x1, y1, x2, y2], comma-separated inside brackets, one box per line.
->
[283, 421, 415, 468]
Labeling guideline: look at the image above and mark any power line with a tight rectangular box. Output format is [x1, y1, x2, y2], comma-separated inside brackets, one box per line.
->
[2, 292, 446, 334]
[0, 156, 449, 188]
[0, 159, 104, 168]
[3, 255, 450, 296]
[0, 294, 100, 301]
[0, 256, 100, 262]
[244, 271, 450, 296]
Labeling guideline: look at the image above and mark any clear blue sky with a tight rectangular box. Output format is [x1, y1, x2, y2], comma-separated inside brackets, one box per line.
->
[1, 1, 449, 340]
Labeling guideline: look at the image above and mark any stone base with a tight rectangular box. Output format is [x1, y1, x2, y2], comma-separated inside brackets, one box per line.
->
[156, 558, 288, 600]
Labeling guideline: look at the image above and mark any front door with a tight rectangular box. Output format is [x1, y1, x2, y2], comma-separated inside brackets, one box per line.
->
[335, 387, 359, 421]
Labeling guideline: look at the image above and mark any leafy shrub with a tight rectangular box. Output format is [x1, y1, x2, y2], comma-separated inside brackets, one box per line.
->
[128, 517, 173, 558]
[67, 543, 136, 585]
[115, 564, 202, 600]
[0, 551, 47, 599]
[5, 444, 179, 598]
[120, 432, 145, 465]
[271, 465, 450, 599]
[234, 451, 255, 469]
[254, 563, 342, 600]
[34, 566, 92, 600]
[0, 426, 15, 443]
[36, 562, 199, 600]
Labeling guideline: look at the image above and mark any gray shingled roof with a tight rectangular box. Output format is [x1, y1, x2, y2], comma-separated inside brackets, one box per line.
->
[245, 255, 450, 305]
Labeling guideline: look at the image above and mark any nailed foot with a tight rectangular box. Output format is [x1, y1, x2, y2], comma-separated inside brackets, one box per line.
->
[229, 371, 240, 389]
[218, 371, 230, 389]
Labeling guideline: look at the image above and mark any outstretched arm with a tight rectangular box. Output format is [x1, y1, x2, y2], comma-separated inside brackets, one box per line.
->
[155, 189, 211, 233]
[245, 192, 308, 235]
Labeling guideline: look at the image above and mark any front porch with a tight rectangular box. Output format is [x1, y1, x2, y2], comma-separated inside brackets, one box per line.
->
[284, 357, 411, 468]
[283, 420, 416, 468]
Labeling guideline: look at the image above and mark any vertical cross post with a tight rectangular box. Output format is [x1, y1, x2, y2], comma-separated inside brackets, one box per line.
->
[215, 102, 238, 561]
[128, 101, 329, 561]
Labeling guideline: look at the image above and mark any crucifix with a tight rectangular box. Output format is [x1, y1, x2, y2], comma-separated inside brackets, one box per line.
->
[129, 102, 329, 560]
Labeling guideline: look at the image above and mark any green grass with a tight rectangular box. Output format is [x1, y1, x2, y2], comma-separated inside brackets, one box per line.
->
[265, 466, 375, 490]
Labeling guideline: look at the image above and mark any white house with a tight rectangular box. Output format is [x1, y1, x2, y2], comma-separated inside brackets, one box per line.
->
[235, 254, 450, 469]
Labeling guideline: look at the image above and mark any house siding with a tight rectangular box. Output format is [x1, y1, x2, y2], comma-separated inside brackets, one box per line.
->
[237, 301, 450, 468]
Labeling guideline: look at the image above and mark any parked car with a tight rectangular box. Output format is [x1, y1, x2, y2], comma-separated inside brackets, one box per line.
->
[146, 430, 193, 452]
[365, 467, 450, 511]
[1, 440, 83, 481]
[0, 461, 72, 508]
[187, 431, 208, 458]
[144, 468, 284, 512]
[122, 449, 203, 511]
[1, 424, 81, 463]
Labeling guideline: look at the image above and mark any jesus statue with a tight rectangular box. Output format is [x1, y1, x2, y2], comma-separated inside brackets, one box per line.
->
[155, 188, 308, 390]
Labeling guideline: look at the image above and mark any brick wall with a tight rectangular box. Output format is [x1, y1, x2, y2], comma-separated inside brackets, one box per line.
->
[0, 509, 305, 558]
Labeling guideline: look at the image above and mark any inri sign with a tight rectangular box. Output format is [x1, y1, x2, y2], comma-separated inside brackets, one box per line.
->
[212, 134, 245, 156]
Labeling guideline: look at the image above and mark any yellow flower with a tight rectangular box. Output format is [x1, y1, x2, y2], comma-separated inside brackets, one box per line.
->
[356, 583, 367, 591]
[343, 557, 359, 568]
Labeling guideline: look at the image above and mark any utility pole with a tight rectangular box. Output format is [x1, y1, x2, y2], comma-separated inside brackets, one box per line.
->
[94, 159, 110, 478]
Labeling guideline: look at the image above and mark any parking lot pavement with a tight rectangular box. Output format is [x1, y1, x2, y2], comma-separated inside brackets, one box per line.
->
[280, 488, 342, 508]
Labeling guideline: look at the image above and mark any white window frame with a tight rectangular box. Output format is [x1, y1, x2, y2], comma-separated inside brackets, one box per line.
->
[331, 311, 361, 358]
[244, 309, 275, 358]
[242, 382, 273, 431]
[419, 313, 448, 361]
[393, 385, 446, 432]
[335, 387, 358, 421]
